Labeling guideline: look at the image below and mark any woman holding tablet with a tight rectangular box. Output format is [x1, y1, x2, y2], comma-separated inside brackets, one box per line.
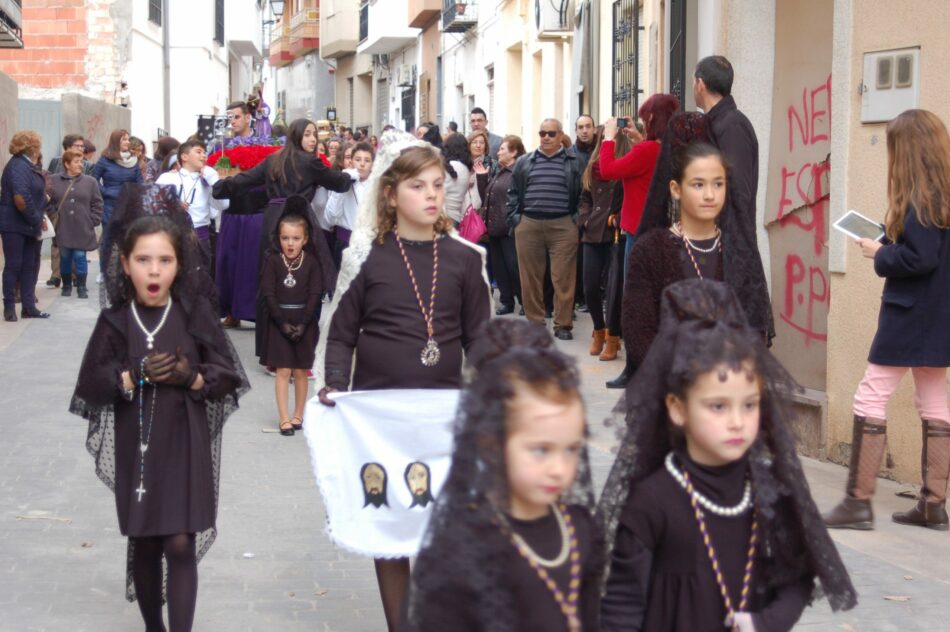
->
[823, 109, 950, 532]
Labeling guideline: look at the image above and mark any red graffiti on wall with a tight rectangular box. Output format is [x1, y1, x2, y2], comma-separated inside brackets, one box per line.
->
[775, 74, 832, 345]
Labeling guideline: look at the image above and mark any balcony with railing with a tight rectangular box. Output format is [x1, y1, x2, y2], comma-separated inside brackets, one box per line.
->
[357, 0, 420, 56]
[290, 7, 320, 56]
[409, 0, 441, 28]
[442, 0, 476, 33]
[320, 0, 360, 59]
[0, 0, 23, 48]
[268, 20, 294, 68]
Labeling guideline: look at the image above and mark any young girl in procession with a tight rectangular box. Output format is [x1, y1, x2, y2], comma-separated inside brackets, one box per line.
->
[315, 131, 492, 631]
[261, 196, 335, 435]
[402, 319, 604, 631]
[324, 141, 375, 268]
[623, 137, 728, 370]
[69, 186, 248, 632]
[599, 280, 856, 632]
[823, 109, 950, 531]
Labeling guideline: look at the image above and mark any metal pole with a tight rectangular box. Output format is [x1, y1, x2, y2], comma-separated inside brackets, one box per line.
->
[162, 0, 171, 131]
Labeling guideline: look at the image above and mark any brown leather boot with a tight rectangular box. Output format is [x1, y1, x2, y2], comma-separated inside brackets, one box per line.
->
[893, 419, 950, 531]
[589, 329, 606, 356]
[600, 335, 621, 361]
[823, 415, 887, 530]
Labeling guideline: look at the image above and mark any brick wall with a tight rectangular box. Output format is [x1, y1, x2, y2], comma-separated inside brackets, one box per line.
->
[0, 1, 90, 90]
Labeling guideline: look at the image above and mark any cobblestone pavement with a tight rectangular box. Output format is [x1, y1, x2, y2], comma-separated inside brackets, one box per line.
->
[2, 278, 949, 631]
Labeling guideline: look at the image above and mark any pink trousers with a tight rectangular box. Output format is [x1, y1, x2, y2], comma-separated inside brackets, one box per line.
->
[853, 364, 950, 422]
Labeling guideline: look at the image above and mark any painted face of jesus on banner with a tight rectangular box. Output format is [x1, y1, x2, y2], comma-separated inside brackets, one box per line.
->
[361, 463, 388, 508]
[405, 461, 434, 508]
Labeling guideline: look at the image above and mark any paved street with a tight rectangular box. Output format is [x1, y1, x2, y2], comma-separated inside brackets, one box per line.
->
[2, 270, 950, 631]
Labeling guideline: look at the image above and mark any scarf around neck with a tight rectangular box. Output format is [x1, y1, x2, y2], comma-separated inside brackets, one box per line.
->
[115, 151, 139, 169]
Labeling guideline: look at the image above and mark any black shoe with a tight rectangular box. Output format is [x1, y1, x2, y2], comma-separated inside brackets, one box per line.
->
[495, 304, 515, 316]
[823, 497, 874, 530]
[606, 367, 632, 389]
[76, 274, 88, 299]
[3, 308, 16, 322]
[554, 328, 573, 341]
[545, 309, 553, 319]
[518, 306, 525, 316]
[892, 499, 950, 531]
[46, 277, 61, 288]
[21, 308, 50, 319]
[61, 285, 72, 297]
[576, 302, 589, 313]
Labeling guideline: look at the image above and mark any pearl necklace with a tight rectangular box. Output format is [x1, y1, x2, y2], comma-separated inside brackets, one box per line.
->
[281, 251, 304, 288]
[664, 452, 752, 517]
[673, 222, 721, 253]
[130, 295, 173, 351]
[508, 503, 570, 568]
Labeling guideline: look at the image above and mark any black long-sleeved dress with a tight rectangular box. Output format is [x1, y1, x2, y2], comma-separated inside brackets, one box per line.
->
[601, 450, 812, 632]
[324, 233, 490, 391]
[259, 251, 323, 369]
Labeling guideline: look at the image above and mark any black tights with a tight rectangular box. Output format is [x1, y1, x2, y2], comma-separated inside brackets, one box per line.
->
[374, 557, 410, 632]
[131, 533, 197, 632]
[582, 242, 622, 334]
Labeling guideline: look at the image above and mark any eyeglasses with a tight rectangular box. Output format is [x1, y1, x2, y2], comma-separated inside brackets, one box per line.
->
[71, 143, 85, 150]
[538, 131, 559, 138]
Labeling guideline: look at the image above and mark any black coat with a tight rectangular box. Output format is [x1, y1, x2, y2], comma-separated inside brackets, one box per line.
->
[0, 155, 47, 237]
[707, 95, 759, 242]
[868, 206, 950, 366]
[577, 173, 623, 244]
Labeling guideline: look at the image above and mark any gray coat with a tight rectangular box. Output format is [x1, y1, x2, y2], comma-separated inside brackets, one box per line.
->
[48, 172, 103, 251]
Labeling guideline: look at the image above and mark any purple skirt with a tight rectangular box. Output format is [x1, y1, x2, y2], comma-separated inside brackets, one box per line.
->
[215, 213, 263, 321]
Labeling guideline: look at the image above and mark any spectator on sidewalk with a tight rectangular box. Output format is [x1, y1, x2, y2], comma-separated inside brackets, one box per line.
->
[507, 118, 583, 340]
[694, 55, 759, 242]
[93, 129, 144, 277]
[481, 135, 525, 316]
[469, 107, 502, 158]
[442, 133, 473, 225]
[145, 136, 180, 184]
[47, 134, 95, 176]
[573, 114, 597, 169]
[1, 130, 50, 321]
[45, 134, 93, 289]
[47, 149, 103, 300]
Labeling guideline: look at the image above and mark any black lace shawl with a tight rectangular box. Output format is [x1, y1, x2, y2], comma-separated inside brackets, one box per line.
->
[70, 185, 249, 601]
[403, 320, 605, 631]
[263, 194, 337, 296]
[633, 112, 775, 343]
[598, 280, 856, 612]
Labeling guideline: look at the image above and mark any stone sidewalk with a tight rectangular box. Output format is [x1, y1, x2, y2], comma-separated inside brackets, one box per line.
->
[1, 282, 949, 631]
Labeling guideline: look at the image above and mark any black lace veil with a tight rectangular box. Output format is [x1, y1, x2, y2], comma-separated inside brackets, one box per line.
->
[634, 113, 775, 343]
[598, 280, 855, 612]
[70, 184, 249, 601]
[403, 320, 603, 631]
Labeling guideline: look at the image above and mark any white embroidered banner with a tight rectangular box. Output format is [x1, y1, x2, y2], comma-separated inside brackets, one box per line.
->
[303, 389, 459, 558]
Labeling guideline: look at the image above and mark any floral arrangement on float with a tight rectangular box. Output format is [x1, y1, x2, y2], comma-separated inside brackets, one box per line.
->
[208, 140, 284, 177]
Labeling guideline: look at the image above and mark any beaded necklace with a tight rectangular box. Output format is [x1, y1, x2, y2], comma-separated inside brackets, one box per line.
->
[281, 251, 305, 288]
[672, 223, 722, 280]
[679, 462, 758, 630]
[135, 357, 158, 502]
[500, 504, 582, 632]
[394, 229, 441, 366]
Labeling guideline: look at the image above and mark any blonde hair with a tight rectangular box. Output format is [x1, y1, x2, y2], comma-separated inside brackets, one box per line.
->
[885, 109, 950, 240]
[9, 131, 41, 158]
[376, 146, 454, 243]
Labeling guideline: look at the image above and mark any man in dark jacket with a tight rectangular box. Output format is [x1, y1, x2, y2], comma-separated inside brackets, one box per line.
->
[506, 118, 583, 339]
[694, 55, 759, 243]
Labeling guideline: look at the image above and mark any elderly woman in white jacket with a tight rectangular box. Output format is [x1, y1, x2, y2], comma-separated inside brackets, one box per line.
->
[324, 141, 374, 266]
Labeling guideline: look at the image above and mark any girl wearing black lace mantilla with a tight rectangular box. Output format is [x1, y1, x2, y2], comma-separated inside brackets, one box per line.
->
[598, 280, 855, 632]
[402, 319, 604, 632]
[69, 186, 248, 631]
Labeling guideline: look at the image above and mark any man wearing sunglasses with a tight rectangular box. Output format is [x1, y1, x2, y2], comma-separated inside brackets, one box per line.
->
[505, 118, 583, 340]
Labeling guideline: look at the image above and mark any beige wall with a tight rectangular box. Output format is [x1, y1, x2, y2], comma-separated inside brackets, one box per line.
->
[827, 0, 950, 482]
[0, 72, 18, 168]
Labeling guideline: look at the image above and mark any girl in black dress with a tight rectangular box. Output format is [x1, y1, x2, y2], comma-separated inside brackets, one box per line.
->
[402, 319, 603, 632]
[69, 186, 248, 632]
[599, 280, 855, 632]
[314, 132, 492, 631]
[260, 196, 335, 435]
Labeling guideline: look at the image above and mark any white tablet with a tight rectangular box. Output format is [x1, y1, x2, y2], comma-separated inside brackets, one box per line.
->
[833, 209, 885, 242]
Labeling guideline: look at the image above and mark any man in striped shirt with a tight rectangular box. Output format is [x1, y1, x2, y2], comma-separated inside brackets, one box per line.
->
[506, 118, 584, 340]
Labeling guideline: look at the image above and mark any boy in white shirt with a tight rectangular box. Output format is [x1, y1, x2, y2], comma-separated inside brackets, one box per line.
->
[324, 142, 374, 267]
[156, 140, 230, 267]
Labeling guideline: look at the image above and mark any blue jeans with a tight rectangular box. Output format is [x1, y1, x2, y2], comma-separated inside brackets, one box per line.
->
[623, 233, 637, 280]
[59, 247, 88, 279]
[1, 231, 40, 310]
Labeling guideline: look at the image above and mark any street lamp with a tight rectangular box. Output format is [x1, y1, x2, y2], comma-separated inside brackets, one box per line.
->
[270, 0, 284, 18]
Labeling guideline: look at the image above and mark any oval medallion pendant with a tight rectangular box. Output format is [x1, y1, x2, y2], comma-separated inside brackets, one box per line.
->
[283, 273, 297, 288]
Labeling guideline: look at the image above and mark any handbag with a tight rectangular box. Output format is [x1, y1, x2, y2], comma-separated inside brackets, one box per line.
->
[459, 204, 487, 243]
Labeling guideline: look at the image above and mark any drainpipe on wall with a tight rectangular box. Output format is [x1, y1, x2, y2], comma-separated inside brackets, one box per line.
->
[162, 0, 171, 131]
